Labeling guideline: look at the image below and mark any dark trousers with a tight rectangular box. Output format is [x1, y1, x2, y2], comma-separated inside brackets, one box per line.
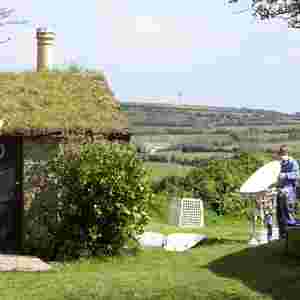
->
[276, 189, 296, 239]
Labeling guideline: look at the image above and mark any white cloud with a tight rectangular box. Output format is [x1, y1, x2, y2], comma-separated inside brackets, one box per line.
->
[134, 16, 161, 33]
[93, 14, 243, 68]
[102, 15, 242, 50]
[0, 0, 245, 69]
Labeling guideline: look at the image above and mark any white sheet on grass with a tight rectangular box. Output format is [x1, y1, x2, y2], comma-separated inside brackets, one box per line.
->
[164, 233, 207, 252]
[136, 232, 207, 252]
[136, 232, 166, 248]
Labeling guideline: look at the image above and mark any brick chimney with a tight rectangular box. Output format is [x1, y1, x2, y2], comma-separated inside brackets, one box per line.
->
[36, 27, 55, 71]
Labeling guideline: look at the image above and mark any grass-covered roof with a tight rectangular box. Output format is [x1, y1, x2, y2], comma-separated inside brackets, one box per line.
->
[0, 70, 128, 140]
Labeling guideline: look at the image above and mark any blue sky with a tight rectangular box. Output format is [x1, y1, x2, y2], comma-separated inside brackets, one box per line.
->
[1, 0, 299, 113]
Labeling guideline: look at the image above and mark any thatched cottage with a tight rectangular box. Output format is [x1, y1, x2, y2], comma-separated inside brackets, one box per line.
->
[0, 28, 130, 254]
[0, 70, 130, 143]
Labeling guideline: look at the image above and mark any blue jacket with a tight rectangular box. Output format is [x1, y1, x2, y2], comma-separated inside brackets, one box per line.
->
[279, 158, 300, 188]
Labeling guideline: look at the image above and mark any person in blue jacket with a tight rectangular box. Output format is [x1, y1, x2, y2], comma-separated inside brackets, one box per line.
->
[276, 145, 300, 239]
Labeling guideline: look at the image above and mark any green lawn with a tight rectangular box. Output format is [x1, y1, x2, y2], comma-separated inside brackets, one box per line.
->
[3, 159, 300, 299]
[1, 216, 299, 300]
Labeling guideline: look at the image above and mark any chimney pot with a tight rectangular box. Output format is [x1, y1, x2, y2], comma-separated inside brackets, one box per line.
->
[36, 27, 55, 71]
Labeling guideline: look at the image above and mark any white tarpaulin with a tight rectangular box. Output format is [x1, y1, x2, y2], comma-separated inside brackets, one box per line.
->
[163, 233, 207, 252]
[136, 232, 166, 248]
[136, 232, 207, 252]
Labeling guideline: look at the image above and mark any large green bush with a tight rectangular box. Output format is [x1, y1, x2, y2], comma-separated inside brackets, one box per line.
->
[24, 143, 153, 260]
[151, 152, 270, 217]
[184, 152, 269, 216]
[152, 175, 186, 195]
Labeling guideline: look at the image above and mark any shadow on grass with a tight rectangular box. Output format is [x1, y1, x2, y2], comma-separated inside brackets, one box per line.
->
[207, 240, 300, 300]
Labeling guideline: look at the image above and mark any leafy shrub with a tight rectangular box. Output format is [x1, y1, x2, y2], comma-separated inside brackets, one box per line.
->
[151, 175, 186, 196]
[150, 176, 193, 223]
[148, 192, 170, 223]
[184, 152, 268, 216]
[24, 143, 153, 260]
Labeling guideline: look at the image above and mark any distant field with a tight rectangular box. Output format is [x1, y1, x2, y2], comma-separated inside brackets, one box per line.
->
[154, 151, 232, 160]
[258, 140, 300, 151]
[214, 124, 300, 132]
[129, 125, 300, 138]
[172, 105, 208, 112]
[130, 127, 206, 135]
[131, 133, 232, 146]
[144, 162, 193, 181]
[132, 131, 300, 150]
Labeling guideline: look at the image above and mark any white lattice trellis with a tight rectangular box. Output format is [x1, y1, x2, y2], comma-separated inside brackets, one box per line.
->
[169, 198, 204, 227]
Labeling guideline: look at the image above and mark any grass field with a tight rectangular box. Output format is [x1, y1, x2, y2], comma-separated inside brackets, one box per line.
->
[154, 151, 233, 159]
[131, 134, 232, 146]
[1, 216, 299, 300]
[259, 140, 300, 151]
[144, 162, 193, 181]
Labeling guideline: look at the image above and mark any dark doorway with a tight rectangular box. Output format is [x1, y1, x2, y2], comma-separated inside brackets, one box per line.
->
[0, 137, 23, 254]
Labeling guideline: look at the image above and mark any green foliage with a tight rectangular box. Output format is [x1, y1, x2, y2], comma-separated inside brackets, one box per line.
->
[147, 151, 273, 217]
[184, 152, 268, 216]
[152, 175, 186, 196]
[148, 191, 170, 223]
[24, 143, 153, 260]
